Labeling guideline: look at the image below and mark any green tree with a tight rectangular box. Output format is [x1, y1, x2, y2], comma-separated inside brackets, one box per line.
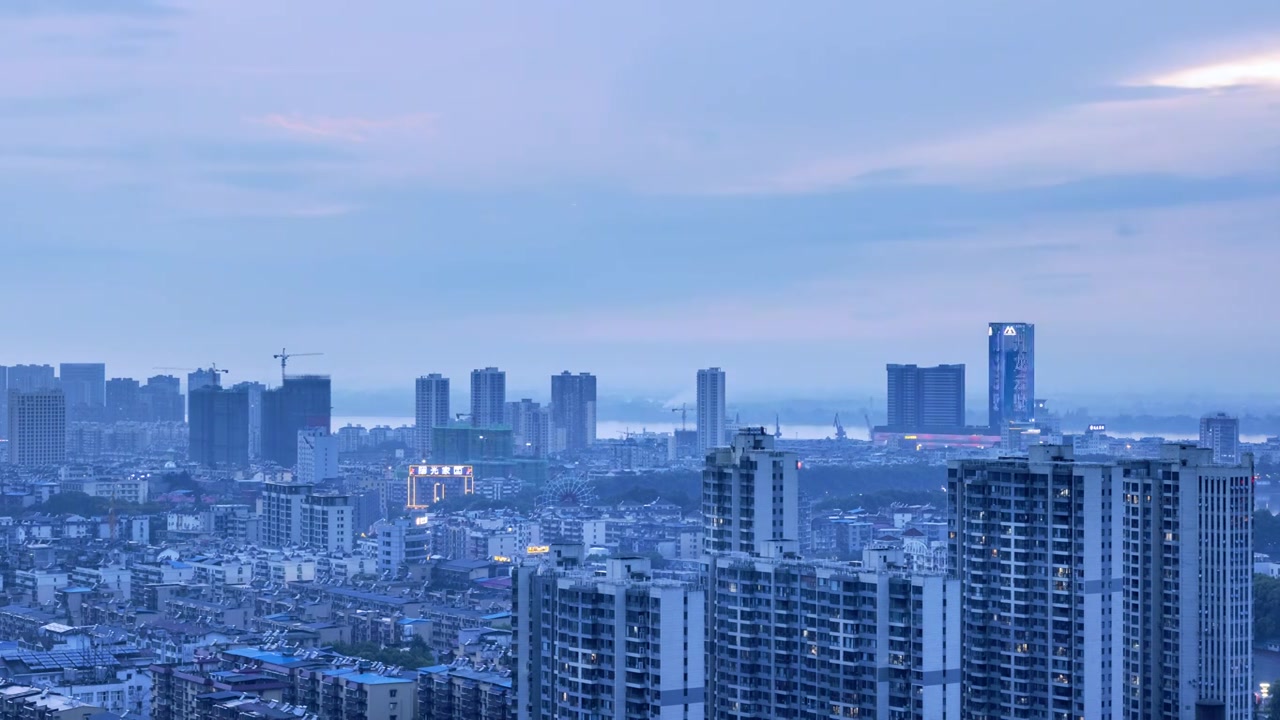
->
[1257, 575, 1280, 643]
[332, 637, 435, 669]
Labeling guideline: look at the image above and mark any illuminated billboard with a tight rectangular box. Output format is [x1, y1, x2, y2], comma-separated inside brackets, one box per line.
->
[407, 464, 475, 509]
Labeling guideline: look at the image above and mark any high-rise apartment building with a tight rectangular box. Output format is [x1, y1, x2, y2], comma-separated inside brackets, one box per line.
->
[702, 427, 797, 557]
[7, 364, 56, 393]
[374, 517, 431, 575]
[506, 398, 550, 458]
[696, 367, 726, 454]
[550, 371, 596, 452]
[414, 373, 450, 458]
[231, 381, 265, 459]
[186, 367, 222, 394]
[949, 445, 1120, 720]
[470, 367, 506, 427]
[886, 363, 966, 430]
[59, 363, 106, 421]
[1119, 444, 1253, 720]
[0, 366, 6, 439]
[262, 481, 314, 548]
[140, 375, 184, 423]
[261, 375, 331, 467]
[188, 386, 250, 468]
[105, 378, 141, 422]
[987, 322, 1034, 430]
[7, 389, 66, 466]
[297, 428, 340, 483]
[514, 549, 706, 720]
[707, 548, 960, 720]
[1199, 412, 1240, 465]
[301, 492, 353, 552]
[948, 444, 1254, 720]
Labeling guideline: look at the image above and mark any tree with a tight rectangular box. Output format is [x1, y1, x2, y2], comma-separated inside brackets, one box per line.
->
[332, 637, 435, 669]
[1257, 575, 1280, 643]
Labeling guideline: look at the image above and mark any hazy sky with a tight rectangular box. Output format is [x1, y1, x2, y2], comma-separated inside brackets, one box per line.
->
[3, 2, 1279, 400]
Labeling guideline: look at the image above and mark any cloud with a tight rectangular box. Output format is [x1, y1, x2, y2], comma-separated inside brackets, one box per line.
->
[256, 113, 437, 143]
[1146, 51, 1280, 89]
[0, 0, 179, 17]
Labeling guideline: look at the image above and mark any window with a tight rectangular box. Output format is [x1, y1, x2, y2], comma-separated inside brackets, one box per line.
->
[390, 690, 398, 698]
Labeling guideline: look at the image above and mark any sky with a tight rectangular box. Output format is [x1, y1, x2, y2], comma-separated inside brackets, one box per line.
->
[3, 1, 1280, 404]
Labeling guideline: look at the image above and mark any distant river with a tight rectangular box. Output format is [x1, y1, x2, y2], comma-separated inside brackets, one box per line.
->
[1257, 650, 1280, 688]
[332, 417, 871, 441]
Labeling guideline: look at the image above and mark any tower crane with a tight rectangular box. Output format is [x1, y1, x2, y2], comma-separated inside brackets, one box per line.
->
[273, 348, 323, 384]
[670, 403, 691, 431]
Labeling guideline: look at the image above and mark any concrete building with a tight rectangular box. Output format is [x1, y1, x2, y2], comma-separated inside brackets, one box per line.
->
[1119, 444, 1254, 720]
[702, 427, 797, 557]
[232, 380, 266, 459]
[949, 445, 1121, 719]
[696, 367, 726, 454]
[262, 481, 314, 548]
[885, 363, 965, 431]
[375, 517, 432, 575]
[550, 371, 596, 453]
[514, 548, 705, 720]
[262, 375, 331, 467]
[301, 492, 353, 553]
[188, 386, 250, 468]
[1199, 411, 1241, 465]
[6, 364, 56, 393]
[105, 377, 141, 422]
[415, 373, 450, 458]
[948, 444, 1255, 720]
[470, 367, 506, 427]
[418, 664, 513, 720]
[140, 374, 184, 423]
[707, 548, 960, 720]
[186, 367, 221, 394]
[297, 428, 340, 483]
[987, 322, 1034, 430]
[506, 398, 550, 458]
[7, 389, 66, 466]
[58, 363, 105, 421]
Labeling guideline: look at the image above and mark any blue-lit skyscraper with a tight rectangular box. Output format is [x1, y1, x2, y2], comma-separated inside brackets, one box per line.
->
[988, 322, 1034, 430]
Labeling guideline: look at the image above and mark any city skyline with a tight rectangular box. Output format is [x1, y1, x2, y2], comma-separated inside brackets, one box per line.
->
[3, 3, 1280, 395]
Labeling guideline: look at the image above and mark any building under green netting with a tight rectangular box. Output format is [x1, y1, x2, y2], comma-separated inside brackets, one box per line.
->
[431, 425, 513, 463]
[429, 425, 547, 482]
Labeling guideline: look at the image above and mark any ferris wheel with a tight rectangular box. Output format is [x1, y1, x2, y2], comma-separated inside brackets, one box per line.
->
[538, 472, 598, 510]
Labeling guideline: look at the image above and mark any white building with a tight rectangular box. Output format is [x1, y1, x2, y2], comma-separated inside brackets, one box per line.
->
[296, 428, 340, 483]
[415, 373, 450, 458]
[375, 516, 431, 575]
[695, 367, 725, 454]
[301, 492, 353, 552]
[262, 481, 313, 548]
[515, 548, 705, 720]
[702, 427, 797, 557]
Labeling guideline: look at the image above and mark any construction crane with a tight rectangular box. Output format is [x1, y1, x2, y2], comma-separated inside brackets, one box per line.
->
[833, 414, 848, 441]
[153, 364, 230, 375]
[774, 413, 782, 439]
[670, 403, 691, 431]
[273, 348, 323, 384]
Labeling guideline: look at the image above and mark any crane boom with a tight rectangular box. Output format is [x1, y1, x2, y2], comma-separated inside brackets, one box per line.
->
[273, 348, 323, 383]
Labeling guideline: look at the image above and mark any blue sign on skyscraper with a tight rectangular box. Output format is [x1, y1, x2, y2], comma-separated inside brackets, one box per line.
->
[988, 322, 1034, 430]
